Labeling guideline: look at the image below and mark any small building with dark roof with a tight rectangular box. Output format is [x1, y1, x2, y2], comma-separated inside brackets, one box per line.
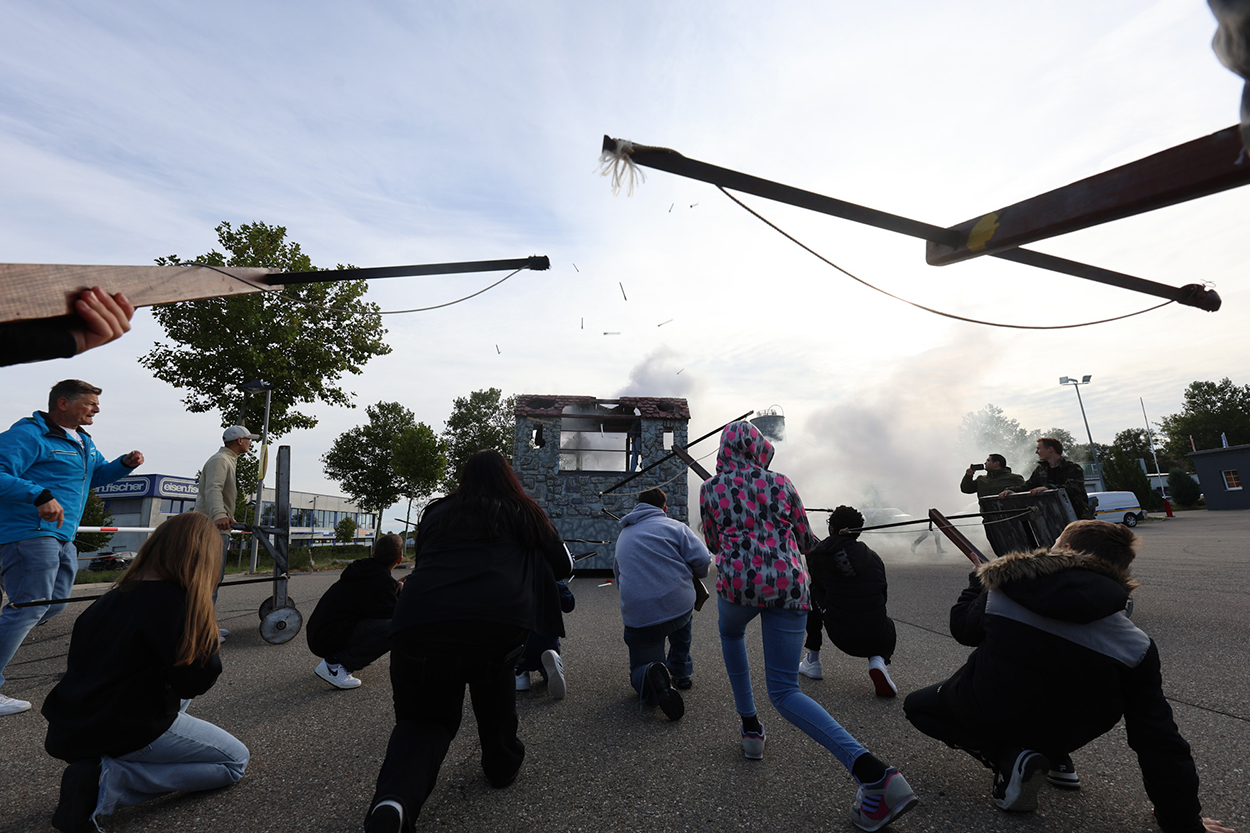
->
[512, 394, 691, 570]
[1188, 444, 1250, 510]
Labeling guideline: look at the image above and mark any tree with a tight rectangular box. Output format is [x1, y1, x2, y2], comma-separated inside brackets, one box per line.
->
[322, 401, 419, 517]
[1111, 428, 1180, 475]
[1168, 469, 1203, 508]
[140, 221, 391, 437]
[334, 517, 357, 544]
[440, 388, 516, 491]
[1100, 445, 1163, 511]
[393, 423, 446, 531]
[1159, 378, 1250, 463]
[958, 404, 1029, 458]
[75, 492, 115, 555]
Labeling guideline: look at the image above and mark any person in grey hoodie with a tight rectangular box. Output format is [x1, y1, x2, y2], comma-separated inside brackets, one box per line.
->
[613, 488, 711, 721]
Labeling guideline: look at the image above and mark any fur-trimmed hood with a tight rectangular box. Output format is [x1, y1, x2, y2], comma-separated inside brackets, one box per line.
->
[977, 548, 1137, 625]
[978, 549, 1139, 593]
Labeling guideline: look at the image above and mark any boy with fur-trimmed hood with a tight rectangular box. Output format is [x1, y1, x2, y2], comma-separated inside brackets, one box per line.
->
[903, 520, 1235, 833]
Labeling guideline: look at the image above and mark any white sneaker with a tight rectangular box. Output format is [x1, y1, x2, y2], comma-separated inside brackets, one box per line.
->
[515, 671, 532, 691]
[542, 649, 566, 700]
[868, 656, 898, 697]
[218, 628, 230, 638]
[315, 659, 362, 689]
[798, 651, 824, 679]
[0, 693, 32, 716]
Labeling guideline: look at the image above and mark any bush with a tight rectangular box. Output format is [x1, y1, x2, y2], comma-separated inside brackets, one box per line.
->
[1168, 469, 1203, 508]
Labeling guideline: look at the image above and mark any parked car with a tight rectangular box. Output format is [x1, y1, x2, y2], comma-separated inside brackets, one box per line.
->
[1087, 491, 1146, 527]
[88, 551, 137, 571]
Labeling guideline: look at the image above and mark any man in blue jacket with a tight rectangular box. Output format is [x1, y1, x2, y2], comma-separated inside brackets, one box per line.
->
[0, 379, 143, 716]
[613, 488, 711, 721]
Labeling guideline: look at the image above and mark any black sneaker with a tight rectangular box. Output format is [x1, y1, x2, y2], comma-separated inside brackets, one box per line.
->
[51, 758, 101, 833]
[644, 662, 684, 721]
[993, 749, 1049, 812]
[365, 802, 402, 833]
[1047, 754, 1081, 789]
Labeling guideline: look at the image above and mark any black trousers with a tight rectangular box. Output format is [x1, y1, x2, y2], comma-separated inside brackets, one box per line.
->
[326, 618, 391, 672]
[904, 681, 1066, 771]
[369, 625, 527, 831]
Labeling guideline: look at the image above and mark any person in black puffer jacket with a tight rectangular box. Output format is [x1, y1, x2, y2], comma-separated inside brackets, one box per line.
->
[804, 506, 899, 697]
[903, 520, 1236, 833]
[306, 533, 405, 690]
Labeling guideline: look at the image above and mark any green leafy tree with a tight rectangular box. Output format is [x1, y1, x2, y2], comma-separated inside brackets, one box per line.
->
[440, 388, 516, 491]
[1159, 378, 1250, 463]
[1100, 446, 1163, 511]
[1112, 428, 1179, 475]
[958, 404, 1029, 458]
[393, 423, 446, 531]
[334, 517, 358, 544]
[75, 492, 115, 554]
[1168, 469, 1203, 508]
[322, 401, 418, 518]
[140, 221, 391, 437]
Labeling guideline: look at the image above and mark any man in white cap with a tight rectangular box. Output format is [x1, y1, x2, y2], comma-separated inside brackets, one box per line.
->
[195, 425, 259, 636]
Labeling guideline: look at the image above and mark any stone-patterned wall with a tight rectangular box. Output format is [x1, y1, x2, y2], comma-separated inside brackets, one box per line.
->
[513, 415, 690, 570]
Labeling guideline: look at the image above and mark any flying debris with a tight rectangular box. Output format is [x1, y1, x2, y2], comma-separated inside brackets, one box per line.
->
[676, 368, 685, 375]
[496, 344, 501, 354]
[657, 319, 673, 327]
[581, 317, 584, 329]
[669, 203, 674, 213]
[604, 331, 621, 335]
[573, 263, 580, 272]
[690, 203, 698, 208]
[619, 282, 628, 301]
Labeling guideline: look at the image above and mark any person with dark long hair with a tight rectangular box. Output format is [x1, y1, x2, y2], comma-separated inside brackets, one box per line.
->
[42, 511, 248, 832]
[365, 449, 573, 833]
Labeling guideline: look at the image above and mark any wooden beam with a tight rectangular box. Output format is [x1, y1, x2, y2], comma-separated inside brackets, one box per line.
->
[0, 256, 551, 324]
[1, 263, 274, 323]
[926, 125, 1250, 266]
[603, 136, 1223, 312]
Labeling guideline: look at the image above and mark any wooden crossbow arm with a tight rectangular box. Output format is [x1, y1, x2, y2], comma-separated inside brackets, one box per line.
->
[0, 256, 550, 324]
[603, 135, 1221, 312]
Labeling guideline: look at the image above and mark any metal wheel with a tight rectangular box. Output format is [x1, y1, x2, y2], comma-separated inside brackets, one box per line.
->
[258, 595, 297, 620]
[259, 605, 302, 644]
[1124, 513, 1138, 528]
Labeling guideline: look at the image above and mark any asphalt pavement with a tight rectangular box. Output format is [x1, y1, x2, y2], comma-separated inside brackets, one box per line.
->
[2, 510, 1247, 833]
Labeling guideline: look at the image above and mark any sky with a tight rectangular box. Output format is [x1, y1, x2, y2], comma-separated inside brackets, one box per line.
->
[2, 1, 1247, 535]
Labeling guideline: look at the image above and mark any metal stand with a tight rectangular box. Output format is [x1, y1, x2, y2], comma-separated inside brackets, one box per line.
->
[242, 444, 302, 644]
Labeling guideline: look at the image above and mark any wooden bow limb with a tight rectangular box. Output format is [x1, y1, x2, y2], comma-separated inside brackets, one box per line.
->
[601, 135, 1221, 312]
[1, 256, 550, 324]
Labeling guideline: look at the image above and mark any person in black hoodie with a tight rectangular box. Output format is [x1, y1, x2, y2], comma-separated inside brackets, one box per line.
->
[306, 533, 405, 690]
[903, 520, 1236, 833]
[804, 506, 899, 697]
[42, 511, 248, 833]
[364, 449, 573, 833]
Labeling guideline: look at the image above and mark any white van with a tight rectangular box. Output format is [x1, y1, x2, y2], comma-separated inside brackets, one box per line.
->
[1087, 491, 1146, 527]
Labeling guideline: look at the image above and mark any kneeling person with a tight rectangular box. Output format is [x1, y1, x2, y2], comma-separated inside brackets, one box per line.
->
[903, 520, 1236, 832]
[614, 488, 711, 720]
[307, 533, 405, 690]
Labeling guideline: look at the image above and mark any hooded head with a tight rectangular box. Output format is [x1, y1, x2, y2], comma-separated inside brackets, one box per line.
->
[715, 420, 775, 474]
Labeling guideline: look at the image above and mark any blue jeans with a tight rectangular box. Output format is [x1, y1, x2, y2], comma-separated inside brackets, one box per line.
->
[95, 705, 249, 827]
[0, 537, 77, 688]
[623, 610, 693, 703]
[717, 596, 868, 772]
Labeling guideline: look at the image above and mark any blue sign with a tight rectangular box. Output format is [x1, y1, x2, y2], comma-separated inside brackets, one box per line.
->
[95, 474, 198, 499]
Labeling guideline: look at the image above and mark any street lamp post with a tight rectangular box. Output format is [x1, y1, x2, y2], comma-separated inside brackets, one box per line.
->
[239, 379, 273, 573]
[1059, 375, 1104, 492]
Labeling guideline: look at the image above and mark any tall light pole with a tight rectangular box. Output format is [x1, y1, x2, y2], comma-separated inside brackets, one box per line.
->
[239, 379, 273, 573]
[1060, 375, 1103, 492]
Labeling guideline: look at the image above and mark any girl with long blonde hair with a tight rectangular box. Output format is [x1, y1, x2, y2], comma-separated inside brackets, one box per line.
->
[42, 511, 249, 832]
